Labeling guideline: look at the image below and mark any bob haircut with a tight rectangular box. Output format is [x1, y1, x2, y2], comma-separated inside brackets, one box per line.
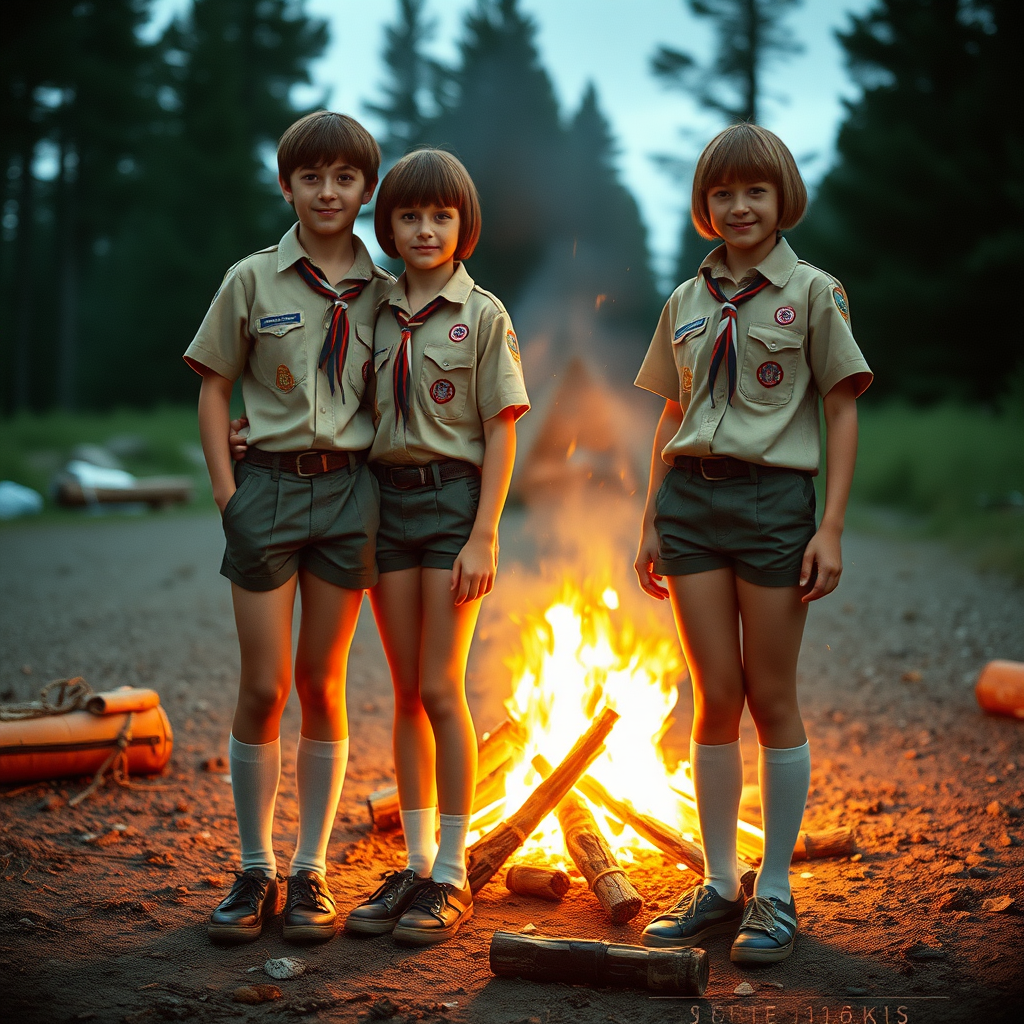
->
[374, 149, 482, 262]
[277, 111, 381, 191]
[691, 124, 807, 241]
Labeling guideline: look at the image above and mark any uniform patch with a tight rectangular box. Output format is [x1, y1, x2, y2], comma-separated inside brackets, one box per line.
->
[774, 306, 796, 326]
[681, 366, 693, 393]
[449, 323, 469, 342]
[430, 379, 455, 404]
[833, 288, 849, 321]
[276, 364, 296, 392]
[674, 316, 707, 342]
[756, 361, 784, 388]
[362, 359, 370, 383]
[506, 329, 520, 362]
[258, 312, 302, 336]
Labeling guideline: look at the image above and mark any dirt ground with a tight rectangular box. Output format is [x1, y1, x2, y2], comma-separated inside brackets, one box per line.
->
[1, 497, 1023, 1024]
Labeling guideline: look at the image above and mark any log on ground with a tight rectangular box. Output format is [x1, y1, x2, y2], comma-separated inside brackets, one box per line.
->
[505, 865, 571, 902]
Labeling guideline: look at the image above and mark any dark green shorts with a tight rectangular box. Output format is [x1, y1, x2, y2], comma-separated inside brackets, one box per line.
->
[654, 463, 816, 587]
[376, 474, 481, 574]
[220, 460, 379, 592]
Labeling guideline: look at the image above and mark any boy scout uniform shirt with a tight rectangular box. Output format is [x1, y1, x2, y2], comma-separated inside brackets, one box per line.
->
[369, 263, 530, 467]
[634, 238, 872, 473]
[183, 224, 393, 452]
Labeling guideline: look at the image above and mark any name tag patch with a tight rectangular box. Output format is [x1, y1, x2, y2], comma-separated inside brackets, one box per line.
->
[258, 312, 303, 336]
[673, 316, 707, 342]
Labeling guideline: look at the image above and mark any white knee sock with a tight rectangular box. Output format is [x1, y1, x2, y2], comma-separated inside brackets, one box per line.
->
[229, 734, 281, 877]
[289, 735, 349, 877]
[754, 741, 811, 904]
[432, 813, 471, 889]
[400, 807, 438, 877]
[691, 738, 743, 900]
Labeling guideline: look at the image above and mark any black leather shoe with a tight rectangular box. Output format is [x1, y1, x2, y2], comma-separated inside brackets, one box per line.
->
[392, 880, 473, 946]
[207, 869, 279, 944]
[345, 869, 431, 936]
[641, 883, 745, 947]
[282, 870, 337, 943]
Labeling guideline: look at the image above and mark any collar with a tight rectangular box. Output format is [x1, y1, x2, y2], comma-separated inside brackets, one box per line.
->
[277, 223, 387, 283]
[699, 236, 799, 289]
[387, 261, 476, 314]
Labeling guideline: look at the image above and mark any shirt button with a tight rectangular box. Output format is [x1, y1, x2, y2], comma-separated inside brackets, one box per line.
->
[443, 361, 450, 368]
[769, 343, 776, 350]
[319, 406, 326, 414]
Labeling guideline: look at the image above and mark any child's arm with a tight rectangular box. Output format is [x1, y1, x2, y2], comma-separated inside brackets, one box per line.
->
[452, 407, 517, 606]
[197, 369, 237, 512]
[634, 399, 684, 600]
[799, 376, 859, 602]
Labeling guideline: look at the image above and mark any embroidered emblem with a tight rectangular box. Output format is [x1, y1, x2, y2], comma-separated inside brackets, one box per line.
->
[774, 306, 796, 326]
[756, 361, 784, 388]
[674, 316, 707, 342]
[362, 359, 370, 383]
[833, 288, 849, 321]
[258, 312, 302, 336]
[681, 366, 693, 393]
[506, 329, 521, 362]
[430, 379, 455, 404]
[449, 323, 469, 342]
[276, 364, 296, 392]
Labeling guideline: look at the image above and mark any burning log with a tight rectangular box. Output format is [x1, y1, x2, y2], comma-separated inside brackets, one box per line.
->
[466, 707, 619, 894]
[533, 755, 642, 924]
[489, 931, 709, 996]
[367, 718, 527, 831]
[505, 865, 570, 902]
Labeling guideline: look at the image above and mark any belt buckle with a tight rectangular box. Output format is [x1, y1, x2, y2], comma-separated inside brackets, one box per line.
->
[700, 457, 731, 481]
[295, 451, 325, 477]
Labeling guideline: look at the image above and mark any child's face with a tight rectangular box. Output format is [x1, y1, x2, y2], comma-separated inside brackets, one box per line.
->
[706, 180, 780, 252]
[279, 159, 373, 240]
[390, 204, 460, 271]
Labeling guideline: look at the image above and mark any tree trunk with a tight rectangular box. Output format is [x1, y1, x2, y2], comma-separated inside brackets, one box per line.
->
[13, 148, 36, 412]
[56, 139, 79, 411]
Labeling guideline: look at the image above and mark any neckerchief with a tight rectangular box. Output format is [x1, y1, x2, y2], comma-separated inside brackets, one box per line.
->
[391, 297, 448, 427]
[294, 257, 367, 401]
[701, 266, 771, 406]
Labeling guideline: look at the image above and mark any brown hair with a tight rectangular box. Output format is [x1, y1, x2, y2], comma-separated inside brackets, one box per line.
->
[690, 124, 807, 240]
[277, 111, 381, 191]
[374, 149, 482, 261]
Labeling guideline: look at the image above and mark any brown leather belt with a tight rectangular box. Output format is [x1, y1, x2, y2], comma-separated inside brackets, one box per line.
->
[373, 459, 480, 490]
[674, 454, 762, 481]
[244, 447, 368, 477]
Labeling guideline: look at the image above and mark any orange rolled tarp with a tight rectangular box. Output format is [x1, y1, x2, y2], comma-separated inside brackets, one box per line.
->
[976, 661, 1024, 720]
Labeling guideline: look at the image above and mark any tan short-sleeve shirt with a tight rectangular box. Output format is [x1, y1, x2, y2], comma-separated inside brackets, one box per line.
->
[183, 225, 393, 452]
[369, 263, 530, 467]
[634, 239, 872, 472]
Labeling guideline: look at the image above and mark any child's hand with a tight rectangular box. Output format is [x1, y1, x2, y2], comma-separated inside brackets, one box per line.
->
[228, 417, 250, 461]
[451, 532, 498, 605]
[800, 525, 843, 602]
[634, 526, 668, 600]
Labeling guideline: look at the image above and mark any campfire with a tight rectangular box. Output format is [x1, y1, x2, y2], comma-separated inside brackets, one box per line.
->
[367, 580, 853, 920]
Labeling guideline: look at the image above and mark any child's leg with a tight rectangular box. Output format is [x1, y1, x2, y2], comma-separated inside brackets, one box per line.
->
[288, 570, 363, 876]
[369, 569, 438, 875]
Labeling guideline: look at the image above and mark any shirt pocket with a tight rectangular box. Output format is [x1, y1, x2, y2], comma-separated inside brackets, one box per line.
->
[345, 320, 374, 401]
[739, 323, 804, 406]
[421, 343, 474, 420]
[672, 315, 709, 397]
[253, 312, 307, 393]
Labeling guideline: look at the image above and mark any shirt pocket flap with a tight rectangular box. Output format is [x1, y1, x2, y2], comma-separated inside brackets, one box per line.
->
[747, 323, 804, 353]
[352, 320, 373, 349]
[673, 315, 710, 345]
[256, 312, 304, 337]
[373, 344, 392, 373]
[423, 344, 475, 372]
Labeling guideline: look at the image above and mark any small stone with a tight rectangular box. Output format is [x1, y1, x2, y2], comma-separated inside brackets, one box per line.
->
[520, 922, 537, 934]
[88, 831, 121, 847]
[203, 875, 226, 888]
[981, 895, 1014, 913]
[263, 956, 307, 980]
[968, 866, 995, 879]
[986, 775, 999, 785]
[904, 750, 918, 760]
[369, 997, 400, 1019]
[174, 800, 190, 814]
[905, 942, 946, 961]
[734, 982, 755, 996]
[938, 887, 973, 912]
[232, 985, 281, 1004]
[850, 853, 863, 862]
[761, 981, 784, 989]
[999, 833, 1015, 848]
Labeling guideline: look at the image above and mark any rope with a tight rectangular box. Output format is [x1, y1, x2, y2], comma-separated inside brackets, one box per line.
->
[0, 677, 93, 720]
[68, 712, 134, 807]
[589, 865, 627, 888]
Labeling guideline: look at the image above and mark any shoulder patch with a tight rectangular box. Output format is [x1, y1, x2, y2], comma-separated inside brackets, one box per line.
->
[506, 329, 521, 363]
[832, 287, 850, 321]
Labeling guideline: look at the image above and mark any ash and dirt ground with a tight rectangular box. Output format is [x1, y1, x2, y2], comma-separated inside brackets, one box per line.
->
[1, 495, 1023, 1024]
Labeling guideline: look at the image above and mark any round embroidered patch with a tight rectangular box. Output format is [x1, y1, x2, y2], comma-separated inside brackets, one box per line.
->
[449, 323, 469, 342]
[276, 364, 296, 392]
[775, 306, 796, 326]
[362, 359, 370, 383]
[756, 361, 784, 388]
[833, 287, 849, 321]
[430, 379, 455, 404]
[506, 328, 521, 362]
[681, 366, 693, 393]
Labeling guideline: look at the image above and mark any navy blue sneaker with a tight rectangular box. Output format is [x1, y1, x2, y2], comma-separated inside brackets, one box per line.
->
[730, 894, 798, 963]
[641, 883, 745, 948]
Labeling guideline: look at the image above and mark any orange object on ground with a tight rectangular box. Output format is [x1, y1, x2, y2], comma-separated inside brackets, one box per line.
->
[0, 687, 173, 784]
[975, 660, 1024, 720]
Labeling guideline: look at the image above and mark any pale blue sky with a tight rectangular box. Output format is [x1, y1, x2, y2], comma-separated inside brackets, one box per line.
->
[151, 0, 875, 282]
